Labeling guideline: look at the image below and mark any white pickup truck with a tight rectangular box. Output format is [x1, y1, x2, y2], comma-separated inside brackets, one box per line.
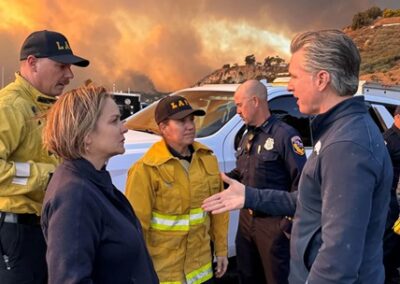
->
[108, 81, 400, 259]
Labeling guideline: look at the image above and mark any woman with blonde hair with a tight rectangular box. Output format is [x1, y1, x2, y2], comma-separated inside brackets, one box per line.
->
[41, 86, 158, 283]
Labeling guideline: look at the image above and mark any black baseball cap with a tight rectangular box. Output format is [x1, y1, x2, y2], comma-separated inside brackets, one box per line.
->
[155, 95, 205, 124]
[20, 30, 89, 67]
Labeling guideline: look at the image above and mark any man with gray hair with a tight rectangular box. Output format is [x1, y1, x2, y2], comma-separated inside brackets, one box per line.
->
[203, 30, 393, 284]
[288, 29, 392, 283]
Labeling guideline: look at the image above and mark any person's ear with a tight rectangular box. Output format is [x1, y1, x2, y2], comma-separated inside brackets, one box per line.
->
[252, 95, 259, 107]
[315, 70, 330, 91]
[84, 133, 93, 152]
[26, 55, 38, 72]
[158, 121, 167, 134]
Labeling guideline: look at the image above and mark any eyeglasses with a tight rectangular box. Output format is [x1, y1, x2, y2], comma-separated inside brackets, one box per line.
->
[245, 131, 255, 153]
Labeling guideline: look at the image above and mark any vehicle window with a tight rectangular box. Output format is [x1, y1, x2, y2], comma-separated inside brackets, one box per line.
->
[113, 95, 141, 120]
[386, 104, 397, 117]
[268, 95, 313, 147]
[364, 101, 394, 133]
[125, 91, 236, 137]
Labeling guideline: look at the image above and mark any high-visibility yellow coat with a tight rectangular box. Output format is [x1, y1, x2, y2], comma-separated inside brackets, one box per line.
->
[0, 73, 59, 215]
[125, 140, 228, 284]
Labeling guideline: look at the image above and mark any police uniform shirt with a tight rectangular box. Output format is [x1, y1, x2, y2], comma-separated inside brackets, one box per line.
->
[228, 115, 306, 192]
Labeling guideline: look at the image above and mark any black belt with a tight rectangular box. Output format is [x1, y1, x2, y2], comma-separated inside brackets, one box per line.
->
[0, 212, 41, 225]
[247, 209, 270, 218]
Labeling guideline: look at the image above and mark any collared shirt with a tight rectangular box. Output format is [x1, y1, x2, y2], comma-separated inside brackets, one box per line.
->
[167, 144, 194, 163]
[227, 114, 306, 193]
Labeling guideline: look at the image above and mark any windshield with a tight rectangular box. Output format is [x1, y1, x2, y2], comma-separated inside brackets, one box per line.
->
[125, 90, 236, 138]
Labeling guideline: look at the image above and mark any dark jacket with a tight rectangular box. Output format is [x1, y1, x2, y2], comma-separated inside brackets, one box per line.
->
[383, 124, 400, 228]
[41, 158, 158, 284]
[290, 97, 392, 284]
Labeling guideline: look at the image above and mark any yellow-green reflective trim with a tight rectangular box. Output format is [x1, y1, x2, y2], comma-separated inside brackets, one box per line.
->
[189, 208, 207, 225]
[150, 211, 190, 231]
[186, 262, 213, 284]
[150, 208, 207, 231]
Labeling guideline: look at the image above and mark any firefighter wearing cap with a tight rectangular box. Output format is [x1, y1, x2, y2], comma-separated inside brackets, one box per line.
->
[383, 106, 400, 283]
[125, 95, 229, 284]
[0, 30, 89, 284]
[226, 80, 306, 284]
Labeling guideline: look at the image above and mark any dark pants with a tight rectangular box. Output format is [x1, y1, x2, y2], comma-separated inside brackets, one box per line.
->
[236, 210, 289, 284]
[383, 228, 400, 283]
[0, 222, 47, 284]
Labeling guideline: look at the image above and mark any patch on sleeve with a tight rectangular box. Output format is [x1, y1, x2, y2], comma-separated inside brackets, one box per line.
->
[291, 136, 305, 156]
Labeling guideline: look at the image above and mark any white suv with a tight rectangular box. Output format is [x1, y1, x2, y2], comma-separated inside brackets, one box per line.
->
[108, 82, 399, 258]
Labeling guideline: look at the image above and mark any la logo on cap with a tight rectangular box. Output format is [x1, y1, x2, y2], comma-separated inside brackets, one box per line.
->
[56, 41, 71, 51]
[170, 99, 189, 109]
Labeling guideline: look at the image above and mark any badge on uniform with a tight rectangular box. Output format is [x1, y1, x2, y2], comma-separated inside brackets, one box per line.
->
[291, 136, 305, 156]
[264, 138, 274, 151]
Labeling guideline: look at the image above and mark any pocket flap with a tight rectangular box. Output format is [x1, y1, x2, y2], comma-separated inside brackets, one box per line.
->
[156, 164, 175, 183]
[200, 155, 220, 175]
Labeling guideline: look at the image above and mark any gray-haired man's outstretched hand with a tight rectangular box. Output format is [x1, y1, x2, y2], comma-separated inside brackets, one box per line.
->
[202, 173, 245, 214]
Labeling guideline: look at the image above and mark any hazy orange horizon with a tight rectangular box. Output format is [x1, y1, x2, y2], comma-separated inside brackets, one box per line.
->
[0, 0, 399, 93]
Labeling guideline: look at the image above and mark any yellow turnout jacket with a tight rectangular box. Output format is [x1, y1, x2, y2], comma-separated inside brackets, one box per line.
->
[0, 73, 59, 215]
[125, 140, 228, 284]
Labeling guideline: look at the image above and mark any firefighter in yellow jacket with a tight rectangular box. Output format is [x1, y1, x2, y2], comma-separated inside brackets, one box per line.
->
[125, 95, 229, 284]
[0, 30, 89, 283]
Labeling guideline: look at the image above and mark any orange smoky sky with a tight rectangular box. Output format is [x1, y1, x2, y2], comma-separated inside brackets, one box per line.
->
[0, 0, 399, 93]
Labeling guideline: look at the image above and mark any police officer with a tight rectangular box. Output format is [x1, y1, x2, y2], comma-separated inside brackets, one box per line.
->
[383, 105, 400, 284]
[226, 79, 306, 284]
[0, 30, 89, 283]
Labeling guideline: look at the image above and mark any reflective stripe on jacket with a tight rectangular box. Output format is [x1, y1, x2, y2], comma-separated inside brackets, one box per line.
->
[125, 140, 228, 283]
[0, 73, 59, 215]
[151, 208, 207, 231]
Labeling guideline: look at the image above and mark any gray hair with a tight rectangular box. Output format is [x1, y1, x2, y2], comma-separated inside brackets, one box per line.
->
[290, 29, 360, 96]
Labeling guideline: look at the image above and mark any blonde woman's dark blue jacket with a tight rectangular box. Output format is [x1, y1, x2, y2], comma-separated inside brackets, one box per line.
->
[290, 97, 392, 284]
[41, 158, 159, 284]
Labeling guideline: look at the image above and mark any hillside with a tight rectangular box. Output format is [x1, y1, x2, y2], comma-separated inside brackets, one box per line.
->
[196, 55, 288, 86]
[196, 17, 400, 86]
[349, 17, 400, 85]
[195, 56, 289, 86]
